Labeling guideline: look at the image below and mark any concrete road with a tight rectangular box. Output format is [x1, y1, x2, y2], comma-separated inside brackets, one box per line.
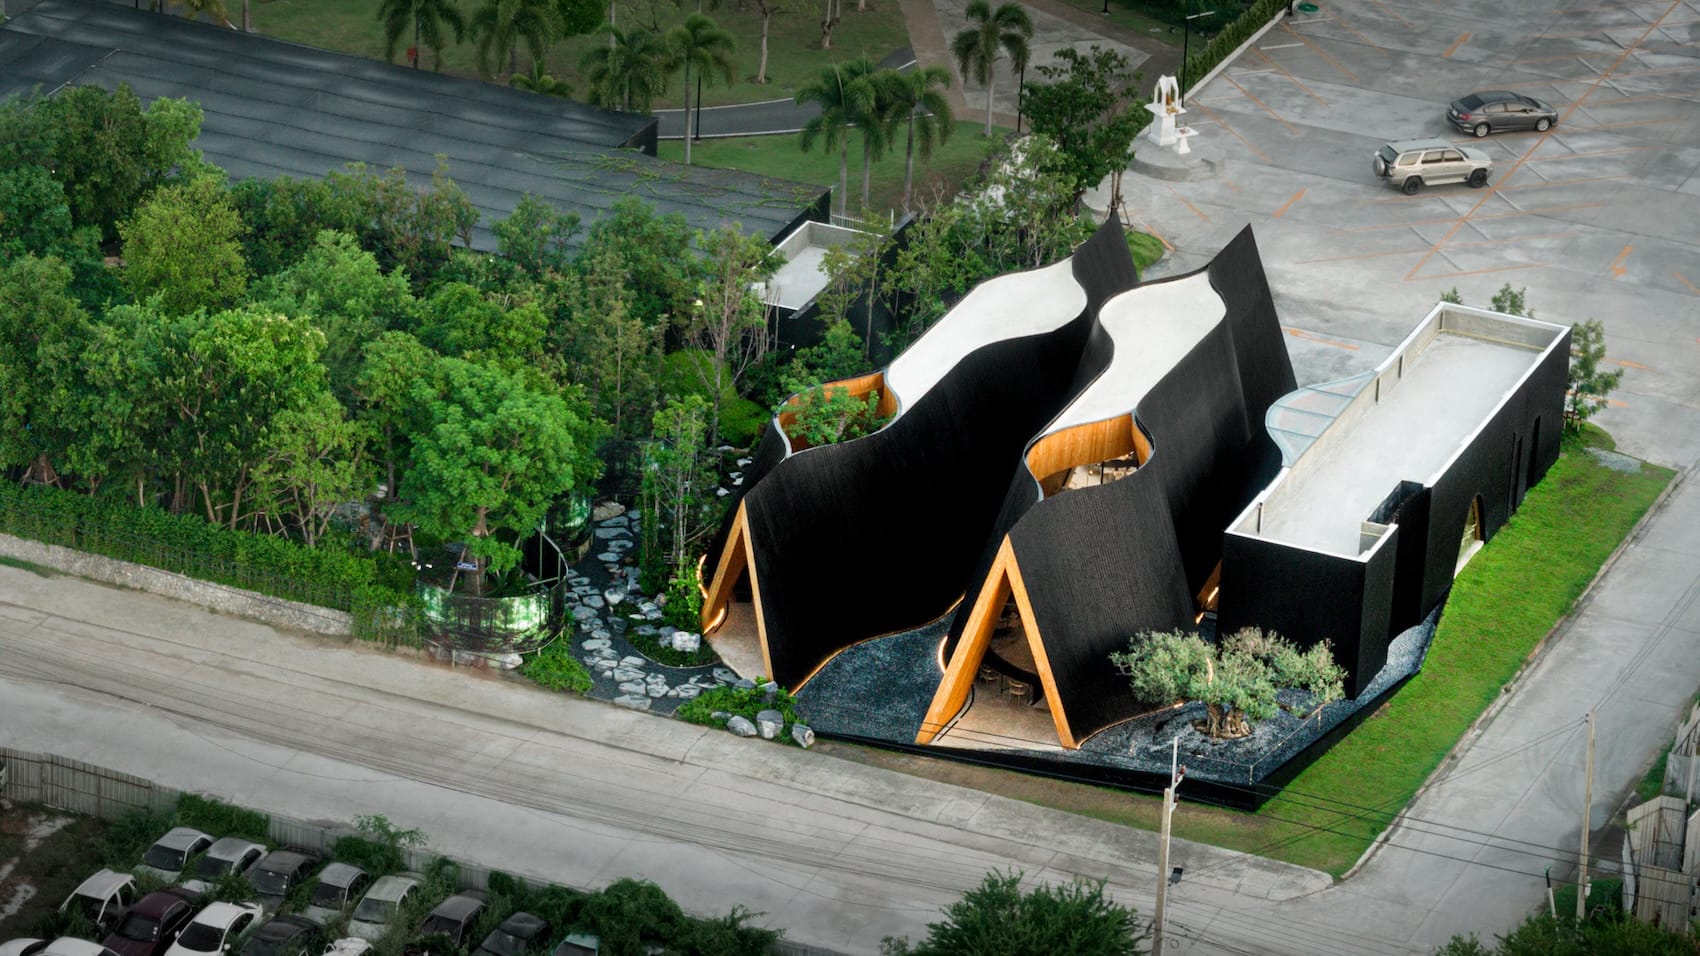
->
[0, 564, 1344, 955]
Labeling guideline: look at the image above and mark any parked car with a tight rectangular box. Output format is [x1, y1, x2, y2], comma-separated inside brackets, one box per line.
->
[136, 829, 214, 882]
[320, 942, 368, 956]
[60, 869, 138, 936]
[345, 875, 421, 942]
[1373, 138, 1493, 194]
[472, 913, 549, 956]
[247, 852, 321, 914]
[163, 903, 262, 956]
[102, 889, 200, 956]
[549, 936, 598, 956]
[237, 918, 320, 956]
[300, 865, 369, 927]
[181, 839, 268, 894]
[1448, 90, 1558, 137]
[40, 940, 122, 956]
[1, 940, 48, 956]
[407, 891, 489, 953]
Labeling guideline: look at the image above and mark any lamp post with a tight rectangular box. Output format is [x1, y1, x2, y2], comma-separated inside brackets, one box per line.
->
[1180, 10, 1215, 103]
[1151, 737, 1186, 956]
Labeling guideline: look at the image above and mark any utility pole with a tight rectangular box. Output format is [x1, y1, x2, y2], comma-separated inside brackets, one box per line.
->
[1577, 710, 1595, 921]
[1684, 708, 1698, 808]
[1152, 737, 1185, 956]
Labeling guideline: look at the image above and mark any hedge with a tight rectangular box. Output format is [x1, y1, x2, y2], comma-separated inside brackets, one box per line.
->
[1181, 0, 1289, 95]
[0, 482, 419, 646]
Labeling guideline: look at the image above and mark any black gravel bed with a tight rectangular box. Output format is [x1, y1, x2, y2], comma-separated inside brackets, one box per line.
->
[794, 617, 952, 739]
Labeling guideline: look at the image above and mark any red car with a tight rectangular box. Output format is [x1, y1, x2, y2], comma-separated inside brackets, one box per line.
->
[102, 889, 199, 956]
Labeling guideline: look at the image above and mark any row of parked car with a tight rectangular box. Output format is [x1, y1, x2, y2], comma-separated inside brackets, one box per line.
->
[2, 827, 599, 956]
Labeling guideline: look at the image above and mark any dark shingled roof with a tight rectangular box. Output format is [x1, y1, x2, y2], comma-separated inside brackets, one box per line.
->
[0, 0, 829, 252]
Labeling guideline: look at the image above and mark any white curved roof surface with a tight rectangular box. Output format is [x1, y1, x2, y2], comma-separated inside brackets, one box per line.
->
[884, 258, 1087, 408]
[1040, 272, 1225, 435]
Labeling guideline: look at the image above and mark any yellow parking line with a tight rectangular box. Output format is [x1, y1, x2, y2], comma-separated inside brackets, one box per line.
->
[1186, 99, 1273, 164]
[1272, 188, 1308, 218]
[1368, 0, 1416, 29]
[1675, 272, 1700, 296]
[1405, 0, 1685, 283]
[1165, 184, 1210, 222]
[1442, 33, 1471, 57]
[1608, 244, 1633, 278]
[1283, 327, 1361, 351]
[1252, 48, 1331, 107]
[1223, 74, 1300, 134]
[1281, 20, 1361, 82]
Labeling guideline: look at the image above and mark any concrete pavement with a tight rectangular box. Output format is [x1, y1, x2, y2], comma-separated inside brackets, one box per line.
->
[0, 563, 1342, 955]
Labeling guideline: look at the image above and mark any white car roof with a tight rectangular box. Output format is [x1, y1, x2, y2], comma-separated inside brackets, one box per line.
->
[323, 940, 370, 956]
[315, 863, 366, 887]
[155, 828, 213, 851]
[191, 902, 262, 928]
[41, 940, 113, 956]
[68, 868, 133, 899]
[362, 875, 419, 902]
[205, 838, 266, 858]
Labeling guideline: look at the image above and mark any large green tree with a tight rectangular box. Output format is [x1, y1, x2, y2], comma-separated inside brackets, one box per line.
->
[493, 195, 581, 277]
[578, 196, 696, 323]
[250, 392, 374, 547]
[883, 65, 954, 213]
[795, 59, 878, 220]
[250, 229, 417, 406]
[392, 355, 600, 594]
[667, 14, 736, 166]
[38, 86, 205, 240]
[1436, 911, 1697, 955]
[579, 23, 674, 113]
[679, 225, 778, 444]
[470, 0, 563, 77]
[0, 255, 94, 485]
[120, 175, 250, 315]
[951, 0, 1033, 137]
[377, 0, 469, 69]
[1110, 627, 1346, 739]
[1020, 45, 1144, 205]
[558, 250, 662, 440]
[882, 870, 1149, 956]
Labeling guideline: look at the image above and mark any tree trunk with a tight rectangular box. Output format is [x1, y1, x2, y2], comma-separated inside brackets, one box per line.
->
[820, 0, 835, 49]
[609, 0, 617, 48]
[902, 113, 916, 212]
[414, 16, 421, 68]
[509, 40, 518, 75]
[984, 68, 995, 136]
[836, 139, 848, 219]
[242, 0, 249, 31]
[683, 59, 694, 165]
[757, 11, 771, 83]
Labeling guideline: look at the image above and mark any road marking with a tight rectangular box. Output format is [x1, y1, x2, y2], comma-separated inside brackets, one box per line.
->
[1165, 184, 1210, 222]
[1224, 74, 1301, 133]
[1272, 188, 1308, 218]
[1299, 232, 1571, 265]
[1565, 116, 1685, 131]
[1186, 99, 1273, 163]
[1252, 48, 1331, 107]
[1614, 358, 1651, 369]
[1675, 272, 1700, 296]
[1283, 327, 1360, 351]
[1609, 244, 1633, 278]
[1442, 33, 1472, 57]
[1368, 0, 1416, 30]
[1407, 262, 1549, 281]
[1403, 0, 1685, 281]
[1327, 10, 1387, 52]
[1503, 174, 1629, 191]
[1340, 205, 1604, 231]
[1534, 144, 1656, 162]
[1280, 21, 1361, 82]
[1261, 42, 1304, 49]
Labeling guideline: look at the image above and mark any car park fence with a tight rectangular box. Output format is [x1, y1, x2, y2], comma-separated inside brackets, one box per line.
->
[0, 748, 845, 956]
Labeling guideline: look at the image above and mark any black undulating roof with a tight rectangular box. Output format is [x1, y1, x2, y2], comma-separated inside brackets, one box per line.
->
[1, 0, 828, 251]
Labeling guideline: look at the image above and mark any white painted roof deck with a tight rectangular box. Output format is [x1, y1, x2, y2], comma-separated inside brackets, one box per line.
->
[1040, 272, 1225, 436]
[884, 257, 1087, 407]
[1237, 305, 1568, 557]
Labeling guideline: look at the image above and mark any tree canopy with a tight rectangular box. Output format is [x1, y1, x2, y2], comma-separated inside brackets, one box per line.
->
[1110, 628, 1346, 739]
[882, 869, 1149, 956]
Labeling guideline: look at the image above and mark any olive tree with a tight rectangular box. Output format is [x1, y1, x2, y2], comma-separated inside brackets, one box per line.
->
[1110, 627, 1345, 739]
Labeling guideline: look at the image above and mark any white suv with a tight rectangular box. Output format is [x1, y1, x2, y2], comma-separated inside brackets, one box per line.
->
[1373, 138, 1493, 194]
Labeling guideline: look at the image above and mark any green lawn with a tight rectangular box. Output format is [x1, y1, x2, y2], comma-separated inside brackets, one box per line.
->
[252, 0, 908, 109]
[658, 120, 1001, 217]
[821, 435, 1674, 876]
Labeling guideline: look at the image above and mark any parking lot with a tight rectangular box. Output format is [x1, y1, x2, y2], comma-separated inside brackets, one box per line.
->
[1122, 0, 1700, 470]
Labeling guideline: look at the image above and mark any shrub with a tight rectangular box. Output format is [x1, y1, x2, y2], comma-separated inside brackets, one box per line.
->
[622, 612, 720, 669]
[99, 807, 177, 869]
[882, 869, 1146, 956]
[676, 682, 807, 743]
[520, 641, 594, 695]
[1180, 0, 1288, 95]
[175, 793, 270, 843]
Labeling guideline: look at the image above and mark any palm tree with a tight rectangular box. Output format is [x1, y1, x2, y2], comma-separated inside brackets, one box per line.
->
[470, 0, 563, 78]
[176, 0, 231, 27]
[665, 14, 736, 166]
[510, 62, 574, 98]
[580, 23, 673, 113]
[795, 59, 877, 220]
[377, 0, 468, 70]
[883, 66, 954, 213]
[854, 67, 902, 211]
[951, 0, 1032, 137]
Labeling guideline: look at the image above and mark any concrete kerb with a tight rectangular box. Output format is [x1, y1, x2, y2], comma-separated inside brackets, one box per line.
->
[1339, 461, 1691, 882]
[0, 531, 352, 638]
